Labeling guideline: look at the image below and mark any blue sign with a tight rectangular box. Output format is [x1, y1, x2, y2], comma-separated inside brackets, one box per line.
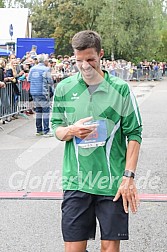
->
[9, 24, 13, 37]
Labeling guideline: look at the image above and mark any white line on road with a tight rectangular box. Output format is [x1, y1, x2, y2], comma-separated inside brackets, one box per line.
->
[15, 138, 61, 171]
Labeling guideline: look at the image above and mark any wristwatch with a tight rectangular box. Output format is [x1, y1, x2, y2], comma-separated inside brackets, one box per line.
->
[123, 170, 135, 179]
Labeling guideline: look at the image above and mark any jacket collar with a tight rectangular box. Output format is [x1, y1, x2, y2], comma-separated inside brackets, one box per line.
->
[77, 70, 110, 93]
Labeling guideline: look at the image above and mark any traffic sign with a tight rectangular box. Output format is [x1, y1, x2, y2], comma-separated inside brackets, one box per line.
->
[9, 24, 13, 37]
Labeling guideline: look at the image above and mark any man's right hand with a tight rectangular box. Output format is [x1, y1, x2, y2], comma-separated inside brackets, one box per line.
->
[55, 117, 98, 141]
[70, 117, 98, 139]
[0, 82, 5, 88]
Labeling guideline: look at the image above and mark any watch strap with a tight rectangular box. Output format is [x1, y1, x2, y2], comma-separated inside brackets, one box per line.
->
[123, 170, 135, 178]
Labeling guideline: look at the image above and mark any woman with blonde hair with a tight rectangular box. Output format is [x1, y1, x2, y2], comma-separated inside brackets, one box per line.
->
[0, 58, 6, 86]
[0, 58, 11, 123]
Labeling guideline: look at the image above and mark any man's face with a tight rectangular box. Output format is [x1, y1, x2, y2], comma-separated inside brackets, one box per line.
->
[44, 60, 49, 66]
[74, 48, 103, 82]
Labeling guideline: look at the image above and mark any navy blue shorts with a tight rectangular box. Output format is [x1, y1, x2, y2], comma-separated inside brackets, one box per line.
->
[61, 190, 129, 242]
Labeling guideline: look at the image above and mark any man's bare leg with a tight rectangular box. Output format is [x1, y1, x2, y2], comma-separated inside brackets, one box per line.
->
[65, 241, 87, 252]
[101, 240, 120, 252]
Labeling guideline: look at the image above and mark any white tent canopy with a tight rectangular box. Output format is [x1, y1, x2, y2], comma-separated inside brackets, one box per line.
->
[0, 8, 29, 45]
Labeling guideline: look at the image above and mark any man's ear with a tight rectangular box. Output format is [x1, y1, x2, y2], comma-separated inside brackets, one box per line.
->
[100, 49, 104, 58]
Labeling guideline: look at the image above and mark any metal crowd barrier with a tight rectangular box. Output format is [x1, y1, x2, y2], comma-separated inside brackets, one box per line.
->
[0, 81, 31, 123]
[114, 68, 163, 81]
[0, 69, 163, 125]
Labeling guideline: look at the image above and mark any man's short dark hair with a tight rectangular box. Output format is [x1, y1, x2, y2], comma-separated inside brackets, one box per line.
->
[72, 30, 102, 54]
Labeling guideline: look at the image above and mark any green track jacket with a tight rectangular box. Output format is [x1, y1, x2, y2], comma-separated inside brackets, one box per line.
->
[51, 71, 142, 196]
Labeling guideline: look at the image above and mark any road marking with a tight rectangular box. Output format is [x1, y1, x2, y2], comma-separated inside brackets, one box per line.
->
[16, 138, 61, 170]
[0, 192, 166, 202]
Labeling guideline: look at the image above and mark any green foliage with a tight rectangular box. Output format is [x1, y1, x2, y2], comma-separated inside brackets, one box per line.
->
[0, 0, 4, 7]
[29, 0, 106, 55]
[157, 29, 167, 61]
[7, 0, 42, 8]
[11, 0, 167, 61]
[97, 0, 164, 61]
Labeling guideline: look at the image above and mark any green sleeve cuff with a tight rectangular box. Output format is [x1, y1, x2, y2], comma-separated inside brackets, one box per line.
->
[51, 123, 69, 141]
[128, 135, 142, 144]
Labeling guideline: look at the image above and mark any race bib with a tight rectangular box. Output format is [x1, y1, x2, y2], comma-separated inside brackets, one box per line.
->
[75, 120, 107, 148]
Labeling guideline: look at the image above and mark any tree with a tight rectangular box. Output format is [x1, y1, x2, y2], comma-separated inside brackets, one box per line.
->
[29, 0, 105, 55]
[48, 0, 106, 54]
[82, 0, 106, 30]
[10, 0, 167, 60]
[0, 0, 4, 7]
[158, 30, 167, 60]
[29, 0, 84, 55]
[9, 0, 42, 8]
[97, 0, 164, 61]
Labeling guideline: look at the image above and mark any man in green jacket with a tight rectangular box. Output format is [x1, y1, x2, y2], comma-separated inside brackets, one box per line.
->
[51, 30, 142, 252]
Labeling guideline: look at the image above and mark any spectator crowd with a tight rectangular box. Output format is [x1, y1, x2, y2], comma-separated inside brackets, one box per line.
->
[0, 50, 166, 125]
[0, 52, 79, 124]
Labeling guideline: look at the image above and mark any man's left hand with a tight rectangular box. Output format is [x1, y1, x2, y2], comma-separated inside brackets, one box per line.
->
[113, 177, 139, 214]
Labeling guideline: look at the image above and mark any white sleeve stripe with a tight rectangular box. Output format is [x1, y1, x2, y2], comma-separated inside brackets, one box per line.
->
[106, 120, 121, 183]
[130, 90, 141, 126]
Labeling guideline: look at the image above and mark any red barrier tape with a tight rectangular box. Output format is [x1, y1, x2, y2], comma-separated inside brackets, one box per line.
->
[0, 192, 167, 201]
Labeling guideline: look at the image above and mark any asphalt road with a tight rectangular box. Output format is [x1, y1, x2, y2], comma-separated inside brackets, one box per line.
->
[0, 78, 167, 252]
